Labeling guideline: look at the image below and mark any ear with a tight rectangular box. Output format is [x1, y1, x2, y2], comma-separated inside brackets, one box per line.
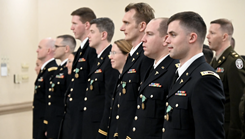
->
[189, 33, 198, 44]
[163, 35, 169, 47]
[85, 21, 90, 30]
[65, 45, 70, 53]
[139, 21, 147, 32]
[222, 33, 228, 41]
[101, 31, 108, 41]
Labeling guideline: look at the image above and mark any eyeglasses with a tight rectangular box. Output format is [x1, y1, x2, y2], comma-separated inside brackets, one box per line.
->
[55, 45, 66, 48]
[109, 51, 123, 55]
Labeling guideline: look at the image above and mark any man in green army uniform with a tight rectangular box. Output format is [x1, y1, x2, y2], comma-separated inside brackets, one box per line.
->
[207, 18, 245, 139]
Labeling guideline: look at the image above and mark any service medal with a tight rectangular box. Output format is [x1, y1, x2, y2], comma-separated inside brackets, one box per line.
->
[90, 85, 93, 90]
[75, 73, 79, 78]
[142, 103, 145, 110]
[122, 88, 126, 94]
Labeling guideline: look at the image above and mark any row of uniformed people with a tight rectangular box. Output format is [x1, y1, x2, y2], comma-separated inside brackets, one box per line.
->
[33, 3, 245, 139]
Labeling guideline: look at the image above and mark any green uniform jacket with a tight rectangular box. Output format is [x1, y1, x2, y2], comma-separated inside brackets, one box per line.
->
[211, 46, 245, 139]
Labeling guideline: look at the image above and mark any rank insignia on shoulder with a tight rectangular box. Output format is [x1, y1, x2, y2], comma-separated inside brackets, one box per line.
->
[128, 69, 136, 73]
[216, 67, 224, 73]
[149, 83, 162, 87]
[48, 67, 58, 72]
[200, 71, 220, 79]
[95, 69, 102, 73]
[175, 90, 187, 96]
[236, 59, 244, 69]
[78, 58, 86, 62]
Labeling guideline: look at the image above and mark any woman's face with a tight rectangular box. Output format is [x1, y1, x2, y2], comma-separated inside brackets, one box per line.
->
[109, 43, 128, 73]
[35, 59, 42, 75]
[66, 53, 75, 75]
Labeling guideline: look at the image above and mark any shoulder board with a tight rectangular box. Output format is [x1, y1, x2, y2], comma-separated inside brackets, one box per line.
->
[200, 71, 220, 79]
[175, 63, 180, 68]
[231, 51, 239, 58]
[48, 67, 58, 72]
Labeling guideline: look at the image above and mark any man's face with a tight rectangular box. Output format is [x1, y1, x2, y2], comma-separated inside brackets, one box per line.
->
[36, 39, 49, 60]
[71, 15, 86, 40]
[54, 38, 66, 60]
[120, 9, 140, 42]
[88, 24, 102, 49]
[207, 24, 223, 51]
[142, 19, 165, 59]
[165, 20, 190, 60]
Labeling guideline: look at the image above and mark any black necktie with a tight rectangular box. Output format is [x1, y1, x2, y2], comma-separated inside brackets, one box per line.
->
[171, 71, 179, 87]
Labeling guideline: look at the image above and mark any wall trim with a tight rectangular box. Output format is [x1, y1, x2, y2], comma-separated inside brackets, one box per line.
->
[0, 101, 32, 115]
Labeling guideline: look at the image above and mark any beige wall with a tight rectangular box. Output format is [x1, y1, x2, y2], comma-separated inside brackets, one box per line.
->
[0, 0, 245, 138]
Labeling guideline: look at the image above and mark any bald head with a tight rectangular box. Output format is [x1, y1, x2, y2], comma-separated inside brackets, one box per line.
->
[36, 37, 55, 62]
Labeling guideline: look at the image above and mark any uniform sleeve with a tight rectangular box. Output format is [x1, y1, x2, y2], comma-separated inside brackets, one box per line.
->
[226, 58, 245, 138]
[192, 75, 225, 139]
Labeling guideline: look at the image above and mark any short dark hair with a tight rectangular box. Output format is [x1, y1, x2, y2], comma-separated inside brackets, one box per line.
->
[71, 7, 96, 23]
[90, 17, 115, 42]
[157, 18, 169, 37]
[125, 2, 155, 24]
[203, 44, 214, 63]
[210, 18, 233, 36]
[167, 11, 207, 44]
[57, 34, 76, 52]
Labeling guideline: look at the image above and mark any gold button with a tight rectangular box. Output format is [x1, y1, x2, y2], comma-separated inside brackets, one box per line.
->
[118, 104, 120, 108]
[69, 98, 73, 101]
[60, 68, 63, 71]
[57, 82, 60, 84]
[134, 116, 138, 120]
[68, 94, 71, 97]
[72, 78, 74, 82]
[176, 104, 179, 107]
[164, 115, 166, 119]
[116, 115, 119, 119]
[150, 95, 153, 98]
[84, 97, 87, 101]
[70, 88, 73, 92]
[119, 93, 121, 96]
[88, 78, 90, 82]
[162, 128, 165, 132]
[95, 78, 97, 81]
[48, 102, 51, 105]
[166, 102, 168, 106]
[112, 98, 114, 101]
[129, 80, 131, 83]
[50, 81, 52, 84]
[133, 127, 136, 132]
[110, 107, 112, 110]
[140, 94, 143, 98]
[48, 95, 51, 98]
[80, 67, 83, 70]
[49, 88, 51, 91]
[109, 117, 110, 119]
[84, 107, 87, 111]
[137, 105, 140, 109]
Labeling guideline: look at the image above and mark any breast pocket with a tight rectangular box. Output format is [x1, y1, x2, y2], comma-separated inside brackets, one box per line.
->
[170, 97, 190, 129]
[144, 88, 166, 118]
[123, 73, 139, 101]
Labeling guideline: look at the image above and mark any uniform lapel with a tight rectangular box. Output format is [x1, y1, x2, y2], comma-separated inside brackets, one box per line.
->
[211, 46, 232, 69]
[168, 56, 206, 98]
[139, 56, 174, 93]
[88, 45, 111, 76]
[72, 40, 89, 69]
[121, 44, 143, 78]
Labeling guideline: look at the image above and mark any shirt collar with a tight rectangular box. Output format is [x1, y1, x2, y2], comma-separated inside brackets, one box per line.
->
[215, 46, 230, 60]
[153, 54, 169, 69]
[129, 42, 142, 56]
[80, 37, 88, 49]
[97, 45, 110, 58]
[177, 53, 203, 78]
[41, 58, 55, 70]
[60, 58, 68, 66]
